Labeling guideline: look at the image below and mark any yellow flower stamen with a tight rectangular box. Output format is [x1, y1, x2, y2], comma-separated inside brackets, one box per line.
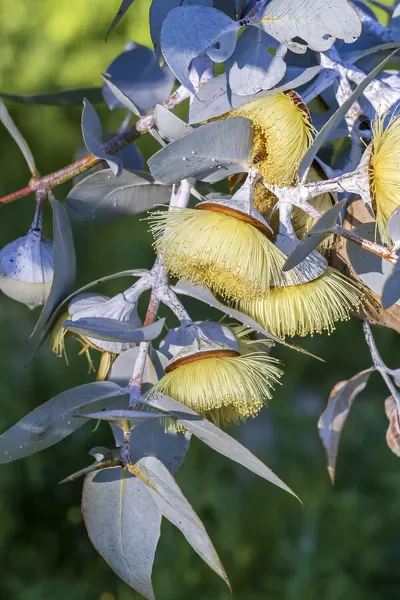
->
[151, 351, 283, 428]
[149, 207, 321, 301]
[227, 91, 314, 185]
[240, 268, 364, 339]
[369, 112, 400, 243]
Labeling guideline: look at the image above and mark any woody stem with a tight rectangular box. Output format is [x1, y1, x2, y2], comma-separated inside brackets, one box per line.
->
[0, 85, 190, 205]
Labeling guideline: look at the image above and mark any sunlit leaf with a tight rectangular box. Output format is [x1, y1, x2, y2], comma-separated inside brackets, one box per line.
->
[160, 6, 238, 93]
[148, 117, 253, 184]
[299, 50, 400, 179]
[64, 317, 165, 343]
[256, 0, 361, 53]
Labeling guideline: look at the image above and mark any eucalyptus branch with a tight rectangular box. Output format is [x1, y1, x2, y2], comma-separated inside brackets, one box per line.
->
[264, 178, 399, 264]
[127, 179, 193, 406]
[363, 322, 400, 410]
[0, 85, 190, 205]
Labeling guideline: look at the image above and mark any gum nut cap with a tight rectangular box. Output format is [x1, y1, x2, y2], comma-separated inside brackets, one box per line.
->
[159, 321, 239, 359]
[0, 231, 53, 309]
[68, 292, 141, 353]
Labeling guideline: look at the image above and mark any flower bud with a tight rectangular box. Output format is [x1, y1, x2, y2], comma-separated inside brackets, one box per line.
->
[51, 292, 141, 381]
[0, 230, 53, 309]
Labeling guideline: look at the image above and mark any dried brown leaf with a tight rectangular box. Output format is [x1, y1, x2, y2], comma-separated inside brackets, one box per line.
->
[318, 368, 374, 483]
[385, 396, 400, 457]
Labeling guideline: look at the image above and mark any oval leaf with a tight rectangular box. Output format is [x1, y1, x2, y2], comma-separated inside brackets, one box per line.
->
[258, 0, 361, 52]
[129, 420, 190, 475]
[226, 28, 287, 96]
[102, 43, 175, 113]
[82, 467, 161, 600]
[160, 6, 238, 93]
[66, 169, 171, 224]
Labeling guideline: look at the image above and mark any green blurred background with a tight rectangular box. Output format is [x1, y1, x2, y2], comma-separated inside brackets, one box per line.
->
[1, 1, 400, 599]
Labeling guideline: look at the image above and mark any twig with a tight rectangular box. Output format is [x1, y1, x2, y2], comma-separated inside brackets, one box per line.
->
[127, 180, 193, 407]
[363, 322, 400, 410]
[0, 85, 189, 205]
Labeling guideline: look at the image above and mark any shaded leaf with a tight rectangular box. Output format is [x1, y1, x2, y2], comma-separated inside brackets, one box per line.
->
[0, 88, 103, 106]
[31, 198, 76, 340]
[66, 169, 171, 224]
[257, 0, 361, 52]
[387, 207, 400, 243]
[347, 222, 399, 304]
[160, 6, 238, 93]
[330, 197, 400, 335]
[0, 99, 36, 174]
[0, 381, 124, 463]
[76, 410, 164, 423]
[81, 99, 123, 176]
[106, 0, 135, 39]
[82, 468, 161, 600]
[134, 457, 229, 586]
[385, 396, 400, 457]
[102, 43, 175, 114]
[102, 76, 140, 116]
[284, 199, 347, 271]
[299, 50, 400, 179]
[226, 28, 287, 96]
[148, 117, 253, 184]
[109, 347, 167, 389]
[64, 317, 165, 343]
[37, 269, 147, 350]
[60, 448, 120, 484]
[382, 256, 400, 309]
[129, 420, 190, 475]
[318, 368, 374, 483]
[145, 393, 300, 501]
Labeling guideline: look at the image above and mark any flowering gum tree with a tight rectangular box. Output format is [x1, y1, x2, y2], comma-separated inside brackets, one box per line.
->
[2, 0, 400, 596]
